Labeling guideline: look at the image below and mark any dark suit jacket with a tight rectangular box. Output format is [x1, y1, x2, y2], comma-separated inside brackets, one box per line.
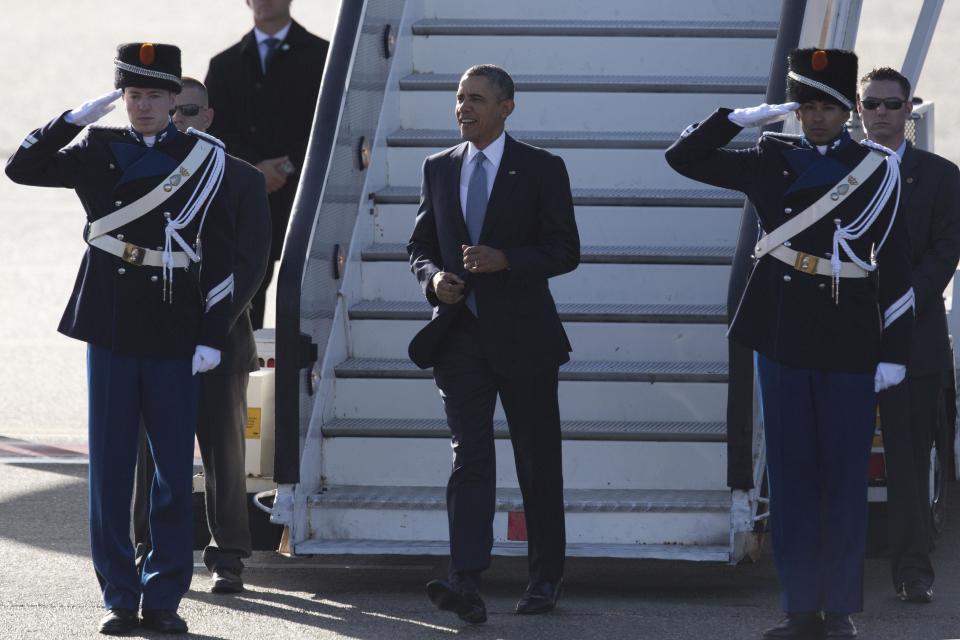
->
[407, 134, 580, 374]
[219, 155, 272, 373]
[205, 20, 329, 260]
[900, 144, 960, 375]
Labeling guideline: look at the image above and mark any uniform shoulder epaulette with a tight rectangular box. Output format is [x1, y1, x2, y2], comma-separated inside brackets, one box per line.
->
[186, 127, 225, 149]
[860, 139, 897, 157]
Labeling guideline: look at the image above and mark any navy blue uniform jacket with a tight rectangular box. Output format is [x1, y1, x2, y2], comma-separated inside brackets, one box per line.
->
[666, 109, 913, 373]
[406, 134, 580, 374]
[5, 115, 235, 359]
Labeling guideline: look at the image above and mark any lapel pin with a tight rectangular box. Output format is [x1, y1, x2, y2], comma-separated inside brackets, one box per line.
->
[281, 43, 290, 51]
[906, 177, 914, 184]
[508, 170, 517, 175]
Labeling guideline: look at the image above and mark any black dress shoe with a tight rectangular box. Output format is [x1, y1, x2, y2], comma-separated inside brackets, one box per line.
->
[211, 569, 245, 594]
[515, 579, 562, 615]
[897, 579, 933, 603]
[762, 612, 824, 638]
[99, 608, 139, 635]
[823, 613, 857, 637]
[426, 578, 487, 624]
[140, 609, 188, 634]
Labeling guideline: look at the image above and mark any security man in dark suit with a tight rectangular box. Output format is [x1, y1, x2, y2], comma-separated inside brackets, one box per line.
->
[666, 49, 913, 639]
[408, 64, 580, 624]
[205, 0, 329, 328]
[861, 67, 960, 604]
[133, 77, 272, 596]
[6, 44, 234, 635]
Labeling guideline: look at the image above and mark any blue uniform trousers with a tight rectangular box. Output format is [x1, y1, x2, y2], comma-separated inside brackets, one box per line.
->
[756, 353, 876, 615]
[87, 345, 198, 610]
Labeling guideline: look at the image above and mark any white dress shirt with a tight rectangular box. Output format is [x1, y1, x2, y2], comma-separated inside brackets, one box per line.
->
[459, 130, 506, 220]
[254, 22, 292, 73]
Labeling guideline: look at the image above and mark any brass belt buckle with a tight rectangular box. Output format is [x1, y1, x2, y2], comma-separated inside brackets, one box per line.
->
[794, 251, 819, 274]
[121, 242, 145, 266]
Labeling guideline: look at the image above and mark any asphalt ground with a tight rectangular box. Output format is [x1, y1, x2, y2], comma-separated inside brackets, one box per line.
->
[2, 460, 960, 639]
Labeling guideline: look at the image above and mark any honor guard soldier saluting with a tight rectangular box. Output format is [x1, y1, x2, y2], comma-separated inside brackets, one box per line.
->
[666, 49, 913, 639]
[5, 43, 234, 635]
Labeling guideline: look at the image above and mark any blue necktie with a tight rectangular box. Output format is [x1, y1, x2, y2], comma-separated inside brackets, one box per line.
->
[263, 37, 280, 73]
[464, 152, 488, 315]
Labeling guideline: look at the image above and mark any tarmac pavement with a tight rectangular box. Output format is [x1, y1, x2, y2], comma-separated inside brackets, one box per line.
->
[2, 460, 960, 639]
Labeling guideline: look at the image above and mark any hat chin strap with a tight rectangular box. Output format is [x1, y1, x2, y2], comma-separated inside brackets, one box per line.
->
[787, 71, 852, 109]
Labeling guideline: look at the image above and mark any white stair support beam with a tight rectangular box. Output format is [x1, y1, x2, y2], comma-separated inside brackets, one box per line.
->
[900, 0, 944, 91]
[419, 0, 781, 21]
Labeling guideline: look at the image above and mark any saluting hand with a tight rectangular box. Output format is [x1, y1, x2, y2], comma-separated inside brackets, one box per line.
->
[65, 89, 123, 127]
[462, 244, 509, 273]
[727, 102, 800, 128]
[431, 271, 465, 304]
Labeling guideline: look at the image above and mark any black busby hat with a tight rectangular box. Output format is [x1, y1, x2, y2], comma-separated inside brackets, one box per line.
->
[114, 43, 182, 93]
[787, 48, 857, 110]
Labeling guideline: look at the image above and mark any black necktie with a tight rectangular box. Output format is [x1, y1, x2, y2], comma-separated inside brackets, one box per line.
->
[263, 37, 280, 74]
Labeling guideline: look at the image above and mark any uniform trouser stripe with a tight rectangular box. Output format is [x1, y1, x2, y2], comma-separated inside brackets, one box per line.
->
[756, 353, 875, 614]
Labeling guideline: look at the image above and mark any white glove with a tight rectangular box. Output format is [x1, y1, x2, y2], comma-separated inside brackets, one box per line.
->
[728, 102, 799, 128]
[191, 345, 222, 375]
[874, 362, 906, 393]
[64, 89, 123, 126]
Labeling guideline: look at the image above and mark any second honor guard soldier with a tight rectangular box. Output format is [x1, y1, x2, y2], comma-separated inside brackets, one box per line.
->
[666, 49, 913, 639]
[5, 44, 234, 635]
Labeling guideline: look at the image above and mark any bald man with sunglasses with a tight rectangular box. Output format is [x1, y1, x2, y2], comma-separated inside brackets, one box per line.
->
[860, 67, 960, 605]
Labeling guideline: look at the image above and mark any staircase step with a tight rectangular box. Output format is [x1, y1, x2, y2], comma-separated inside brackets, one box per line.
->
[323, 417, 726, 442]
[387, 128, 756, 149]
[364, 243, 734, 265]
[335, 378, 727, 422]
[401, 72, 766, 94]
[309, 485, 731, 513]
[412, 18, 778, 38]
[295, 539, 731, 561]
[420, 0, 780, 22]
[335, 358, 728, 383]
[372, 185, 743, 207]
[350, 299, 727, 323]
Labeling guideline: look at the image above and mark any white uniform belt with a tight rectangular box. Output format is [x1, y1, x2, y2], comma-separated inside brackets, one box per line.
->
[88, 234, 190, 269]
[769, 245, 868, 278]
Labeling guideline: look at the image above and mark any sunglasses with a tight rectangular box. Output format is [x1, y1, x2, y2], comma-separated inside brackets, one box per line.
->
[169, 104, 205, 116]
[860, 98, 906, 111]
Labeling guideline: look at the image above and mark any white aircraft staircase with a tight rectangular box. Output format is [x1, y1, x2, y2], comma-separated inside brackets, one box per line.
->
[267, 0, 829, 563]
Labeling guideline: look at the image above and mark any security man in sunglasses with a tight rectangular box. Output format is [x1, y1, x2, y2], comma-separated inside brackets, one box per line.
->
[5, 43, 234, 635]
[667, 48, 913, 639]
[861, 67, 960, 605]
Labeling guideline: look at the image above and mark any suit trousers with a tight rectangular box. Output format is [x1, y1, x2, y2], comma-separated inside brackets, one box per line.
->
[87, 345, 198, 611]
[878, 374, 939, 587]
[432, 311, 566, 584]
[133, 369, 253, 574]
[756, 353, 875, 615]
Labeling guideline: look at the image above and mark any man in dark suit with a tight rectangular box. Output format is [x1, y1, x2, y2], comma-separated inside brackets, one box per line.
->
[407, 64, 580, 624]
[133, 77, 272, 594]
[205, 0, 328, 328]
[862, 67, 960, 604]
